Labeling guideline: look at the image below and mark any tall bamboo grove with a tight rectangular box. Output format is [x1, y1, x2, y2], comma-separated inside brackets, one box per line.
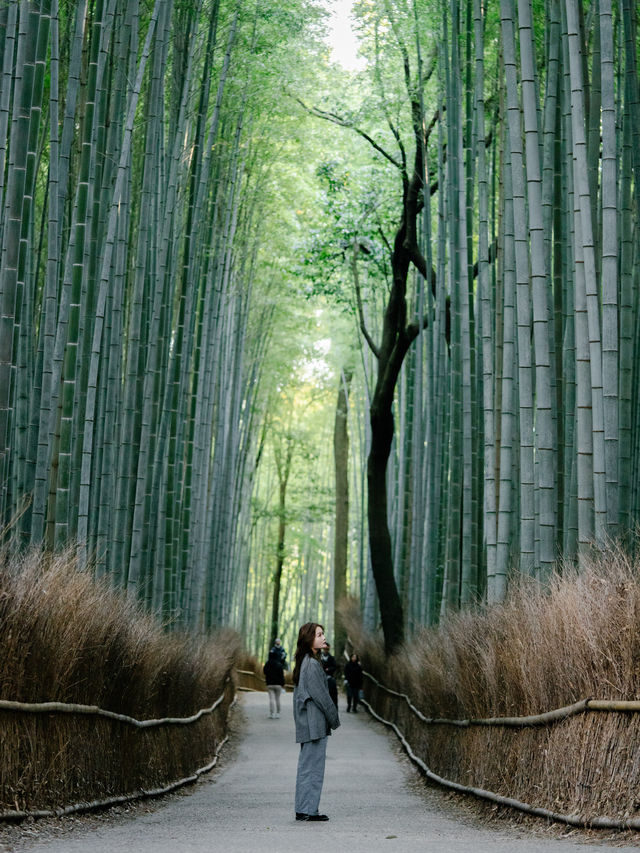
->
[363, 0, 640, 631]
[0, 0, 319, 632]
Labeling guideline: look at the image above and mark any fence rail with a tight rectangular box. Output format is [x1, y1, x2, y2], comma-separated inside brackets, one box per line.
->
[0, 679, 230, 728]
[0, 724, 233, 822]
[363, 671, 640, 830]
[364, 671, 640, 727]
[0, 682, 236, 822]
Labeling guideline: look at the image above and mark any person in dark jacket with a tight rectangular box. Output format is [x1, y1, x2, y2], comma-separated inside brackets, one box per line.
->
[320, 642, 338, 708]
[292, 622, 340, 822]
[263, 649, 285, 718]
[344, 652, 363, 713]
[270, 637, 288, 670]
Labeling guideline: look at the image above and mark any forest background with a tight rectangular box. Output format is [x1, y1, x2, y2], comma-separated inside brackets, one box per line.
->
[0, 0, 639, 666]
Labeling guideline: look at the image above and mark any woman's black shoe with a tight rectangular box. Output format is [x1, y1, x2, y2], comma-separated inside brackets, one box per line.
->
[296, 813, 329, 821]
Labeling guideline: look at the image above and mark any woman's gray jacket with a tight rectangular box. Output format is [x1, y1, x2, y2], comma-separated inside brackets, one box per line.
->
[293, 655, 340, 743]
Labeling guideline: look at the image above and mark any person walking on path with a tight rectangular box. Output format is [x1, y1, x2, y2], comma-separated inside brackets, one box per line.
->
[270, 637, 288, 670]
[263, 649, 285, 718]
[292, 622, 340, 822]
[344, 652, 363, 713]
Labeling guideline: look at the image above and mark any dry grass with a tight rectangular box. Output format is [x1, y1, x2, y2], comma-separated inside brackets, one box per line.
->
[235, 652, 266, 691]
[0, 548, 241, 813]
[341, 546, 640, 820]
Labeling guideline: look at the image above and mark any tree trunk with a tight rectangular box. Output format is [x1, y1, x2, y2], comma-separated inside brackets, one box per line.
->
[333, 368, 352, 657]
[270, 438, 293, 645]
[367, 240, 411, 651]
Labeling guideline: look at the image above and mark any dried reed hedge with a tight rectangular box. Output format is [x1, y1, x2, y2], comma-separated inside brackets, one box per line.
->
[341, 546, 640, 820]
[0, 549, 241, 813]
[235, 653, 267, 691]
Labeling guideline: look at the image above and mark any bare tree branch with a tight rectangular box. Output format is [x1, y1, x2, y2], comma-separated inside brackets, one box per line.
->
[351, 240, 380, 358]
[383, 0, 412, 97]
[388, 118, 407, 175]
[296, 97, 404, 172]
[421, 45, 438, 85]
[378, 225, 392, 255]
[406, 240, 498, 346]
[425, 105, 442, 143]
[373, 18, 409, 179]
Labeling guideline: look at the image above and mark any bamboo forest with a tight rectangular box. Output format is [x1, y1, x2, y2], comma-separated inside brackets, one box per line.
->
[1, 0, 639, 660]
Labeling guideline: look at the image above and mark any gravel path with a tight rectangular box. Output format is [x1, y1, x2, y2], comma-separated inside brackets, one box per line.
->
[5, 691, 640, 853]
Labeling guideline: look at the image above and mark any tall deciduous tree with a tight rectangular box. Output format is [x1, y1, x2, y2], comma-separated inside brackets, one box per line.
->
[333, 367, 352, 656]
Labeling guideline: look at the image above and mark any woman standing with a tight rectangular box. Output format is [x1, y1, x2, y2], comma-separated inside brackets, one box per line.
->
[292, 622, 340, 821]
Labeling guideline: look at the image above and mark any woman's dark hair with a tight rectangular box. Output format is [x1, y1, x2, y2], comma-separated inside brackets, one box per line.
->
[292, 622, 323, 685]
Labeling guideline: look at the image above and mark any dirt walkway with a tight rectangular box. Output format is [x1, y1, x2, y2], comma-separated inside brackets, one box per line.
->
[6, 691, 640, 853]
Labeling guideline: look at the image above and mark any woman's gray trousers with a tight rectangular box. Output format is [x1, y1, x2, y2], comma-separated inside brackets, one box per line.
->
[294, 736, 327, 815]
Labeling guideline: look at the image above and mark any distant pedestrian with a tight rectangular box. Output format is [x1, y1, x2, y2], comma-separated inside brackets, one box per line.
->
[344, 652, 363, 713]
[270, 637, 288, 670]
[263, 649, 285, 719]
[320, 642, 338, 708]
[292, 622, 340, 822]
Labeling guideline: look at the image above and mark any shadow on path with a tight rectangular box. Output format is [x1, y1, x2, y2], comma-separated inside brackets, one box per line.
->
[7, 691, 640, 853]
